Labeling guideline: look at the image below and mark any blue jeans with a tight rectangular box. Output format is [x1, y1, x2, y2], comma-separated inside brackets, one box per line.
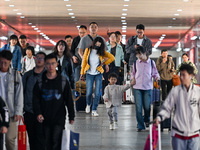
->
[172, 136, 200, 150]
[133, 89, 151, 130]
[107, 106, 118, 123]
[86, 73, 102, 111]
[74, 65, 81, 83]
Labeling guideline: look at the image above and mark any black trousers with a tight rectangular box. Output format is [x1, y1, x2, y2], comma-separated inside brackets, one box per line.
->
[0, 133, 3, 150]
[24, 112, 45, 150]
[161, 79, 173, 101]
[44, 125, 64, 150]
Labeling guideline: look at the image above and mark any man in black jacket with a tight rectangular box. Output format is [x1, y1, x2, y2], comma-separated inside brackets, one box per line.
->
[71, 25, 87, 82]
[33, 54, 75, 150]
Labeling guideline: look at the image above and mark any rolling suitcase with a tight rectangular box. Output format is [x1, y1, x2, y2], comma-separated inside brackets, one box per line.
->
[152, 81, 161, 120]
[160, 102, 171, 132]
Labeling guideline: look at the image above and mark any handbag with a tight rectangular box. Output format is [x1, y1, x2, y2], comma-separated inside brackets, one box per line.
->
[18, 118, 27, 150]
[172, 72, 181, 86]
[61, 129, 79, 150]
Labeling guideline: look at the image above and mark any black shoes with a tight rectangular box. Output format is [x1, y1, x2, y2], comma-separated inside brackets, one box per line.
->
[145, 122, 149, 128]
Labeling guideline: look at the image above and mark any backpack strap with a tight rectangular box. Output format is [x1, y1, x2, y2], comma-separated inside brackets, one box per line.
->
[88, 34, 94, 42]
[134, 60, 137, 73]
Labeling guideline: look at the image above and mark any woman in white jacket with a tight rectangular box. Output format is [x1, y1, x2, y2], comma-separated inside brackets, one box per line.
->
[155, 64, 200, 150]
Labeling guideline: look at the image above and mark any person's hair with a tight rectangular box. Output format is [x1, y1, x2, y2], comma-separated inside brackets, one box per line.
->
[26, 46, 35, 56]
[19, 35, 27, 39]
[9, 34, 18, 40]
[36, 51, 46, 58]
[135, 46, 146, 55]
[108, 32, 117, 38]
[182, 53, 189, 58]
[53, 40, 72, 59]
[168, 55, 172, 58]
[161, 49, 167, 54]
[136, 24, 145, 30]
[179, 64, 194, 75]
[0, 50, 13, 61]
[45, 53, 57, 62]
[92, 37, 105, 56]
[65, 35, 72, 39]
[115, 31, 122, 35]
[79, 25, 87, 30]
[108, 73, 118, 79]
[89, 22, 98, 26]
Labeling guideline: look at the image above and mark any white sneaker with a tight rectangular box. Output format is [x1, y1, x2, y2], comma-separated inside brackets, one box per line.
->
[113, 122, 118, 129]
[85, 105, 90, 113]
[110, 123, 114, 130]
[91, 111, 99, 117]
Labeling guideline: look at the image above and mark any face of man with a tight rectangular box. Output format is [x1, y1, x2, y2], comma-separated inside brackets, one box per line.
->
[161, 51, 168, 58]
[35, 54, 45, 68]
[182, 55, 189, 62]
[79, 28, 87, 38]
[136, 29, 144, 39]
[0, 57, 11, 72]
[65, 38, 73, 48]
[180, 70, 192, 85]
[89, 24, 98, 35]
[45, 58, 58, 74]
[19, 38, 27, 47]
[116, 34, 122, 43]
[10, 39, 18, 46]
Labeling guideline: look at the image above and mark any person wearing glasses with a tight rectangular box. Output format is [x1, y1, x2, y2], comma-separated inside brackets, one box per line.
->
[22, 51, 46, 150]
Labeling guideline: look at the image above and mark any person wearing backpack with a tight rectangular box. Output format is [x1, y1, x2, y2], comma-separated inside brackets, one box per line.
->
[0, 50, 23, 150]
[21, 46, 36, 75]
[130, 46, 159, 132]
[22, 51, 46, 150]
[0, 34, 22, 72]
[33, 54, 75, 150]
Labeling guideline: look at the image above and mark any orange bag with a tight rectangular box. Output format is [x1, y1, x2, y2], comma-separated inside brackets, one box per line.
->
[18, 118, 27, 150]
[173, 73, 181, 86]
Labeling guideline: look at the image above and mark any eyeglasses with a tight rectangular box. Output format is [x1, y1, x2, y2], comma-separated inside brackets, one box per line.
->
[36, 57, 44, 61]
[46, 62, 57, 66]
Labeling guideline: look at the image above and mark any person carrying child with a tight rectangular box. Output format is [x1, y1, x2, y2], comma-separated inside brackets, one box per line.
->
[103, 73, 134, 130]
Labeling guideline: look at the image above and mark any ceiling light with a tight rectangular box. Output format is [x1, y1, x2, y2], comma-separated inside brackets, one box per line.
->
[42, 34, 46, 37]
[40, 33, 44, 35]
[66, 4, 71, 7]
[122, 27, 126, 30]
[121, 17, 126, 19]
[0, 36, 8, 40]
[67, 9, 73, 11]
[168, 26, 172, 28]
[13, 9, 18, 11]
[183, 0, 189, 2]
[9, 5, 14, 7]
[122, 13, 127, 16]
[71, 16, 75, 18]
[172, 18, 176, 20]
[123, 9, 128, 11]
[191, 36, 197, 40]
[122, 22, 127, 25]
[34, 28, 38, 30]
[69, 13, 74, 15]
[64, 0, 69, 1]
[183, 48, 190, 51]
[76, 25, 80, 28]
[177, 9, 182, 11]
[37, 30, 41, 32]
[31, 26, 36, 28]
[122, 35, 126, 37]
[121, 20, 126, 22]
[20, 16, 25, 19]
[174, 14, 179, 16]
[17, 13, 22, 15]
[122, 26, 127, 28]
[122, 30, 127, 33]
[28, 23, 32, 25]
[162, 34, 166, 37]
[124, 4, 129, 6]
[176, 48, 182, 52]
[124, 0, 130, 1]
[4, 0, 10, 1]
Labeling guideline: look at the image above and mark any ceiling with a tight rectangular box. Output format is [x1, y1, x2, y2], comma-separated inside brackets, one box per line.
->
[0, 0, 200, 50]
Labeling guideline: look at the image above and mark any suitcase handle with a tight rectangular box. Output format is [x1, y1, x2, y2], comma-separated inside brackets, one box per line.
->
[149, 123, 162, 150]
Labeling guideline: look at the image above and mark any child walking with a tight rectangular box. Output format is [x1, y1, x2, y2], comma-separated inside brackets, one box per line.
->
[103, 73, 134, 130]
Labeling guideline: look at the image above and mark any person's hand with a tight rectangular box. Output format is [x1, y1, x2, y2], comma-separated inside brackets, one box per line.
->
[124, 61, 127, 65]
[131, 78, 136, 86]
[37, 114, 44, 123]
[156, 77, 160, 82]
[134, 45, 138, 49]
[0, 126, 8, 134]
[72, 56, 78, 63]
[162, 58, 167, 63]
[69, 120, 74, 125]
[101, 62, 105, 67]
[154, 117, 160, 126]
[14, 115, 21, 122]
[105, 98, 108, 102]
[80, 75, 84, 80]
[105, 65, 109, 73]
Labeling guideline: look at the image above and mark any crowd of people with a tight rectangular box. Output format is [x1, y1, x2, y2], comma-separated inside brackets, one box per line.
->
[0, 22, 199, 150]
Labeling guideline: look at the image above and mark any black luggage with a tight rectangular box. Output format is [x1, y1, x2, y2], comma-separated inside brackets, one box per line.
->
[75, 96, 86, 111]
[152, 81, 161, 120]
[160, 101, 171, 131]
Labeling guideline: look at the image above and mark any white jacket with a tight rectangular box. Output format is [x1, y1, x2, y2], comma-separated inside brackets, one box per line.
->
[157, 83, 200, 137]
[103, 84, 130, 108]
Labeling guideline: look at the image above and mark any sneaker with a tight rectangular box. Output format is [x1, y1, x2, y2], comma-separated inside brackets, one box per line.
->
[85, 105, 90, 113]
[137, 128, 143, 132]
[110, 123, 114, 130]
[91, 111, 99, 117]
[145, 122, 149, 128]
[113, 122, 118, 129]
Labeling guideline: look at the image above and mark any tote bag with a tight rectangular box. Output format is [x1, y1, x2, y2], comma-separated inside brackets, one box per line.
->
[18, 118, 27, 150]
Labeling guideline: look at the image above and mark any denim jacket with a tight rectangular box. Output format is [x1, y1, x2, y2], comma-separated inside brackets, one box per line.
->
[1, 68, 23, 117]
[0, 44, 22, 71]
[106, 41, 124, 67]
